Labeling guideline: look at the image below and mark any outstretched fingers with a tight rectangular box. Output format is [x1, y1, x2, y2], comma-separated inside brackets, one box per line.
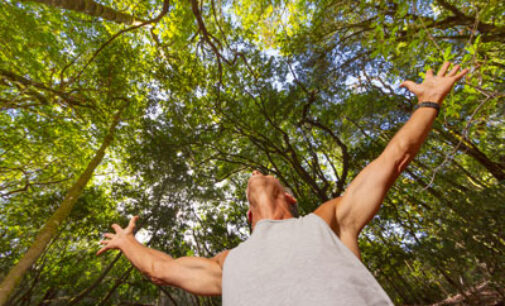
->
[454, 68, 469, 80]
[127, 215, 139, 231]
[437, 61, 451, 77]
[111, 224, 122, 233]
[447, 64, 460, 77]
[96, 246, 109, 256]
[399, 80, 421, 95]
[98, 218, 139, 256]
[426, 69, 434, 78]
[437, 62, 468, 81]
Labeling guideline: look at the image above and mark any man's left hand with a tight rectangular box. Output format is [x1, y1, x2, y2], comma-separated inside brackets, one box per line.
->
[400, 62, 469, 104]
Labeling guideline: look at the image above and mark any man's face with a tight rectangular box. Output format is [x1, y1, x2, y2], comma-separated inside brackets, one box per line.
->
[246, 170, 282, 203]
[246, 171, 297, 221]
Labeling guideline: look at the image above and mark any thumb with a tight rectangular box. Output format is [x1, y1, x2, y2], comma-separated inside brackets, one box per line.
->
[128, 215, 139, 230]
[399, 80, 421, 95]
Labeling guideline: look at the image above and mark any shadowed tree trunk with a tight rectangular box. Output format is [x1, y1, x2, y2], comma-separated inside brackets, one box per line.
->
[97, 265, 134, 306]
[67, 253, 122, 305]
[0, 105, 126, 306]
[23, 0, 145, 25]
[436, 127, 505, 181]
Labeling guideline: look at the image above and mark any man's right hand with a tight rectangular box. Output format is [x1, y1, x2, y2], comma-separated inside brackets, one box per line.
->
[97, 215, 139, 255]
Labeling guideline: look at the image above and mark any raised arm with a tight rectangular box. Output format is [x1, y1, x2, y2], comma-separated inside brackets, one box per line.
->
[97, 216, 227, 296]
[336, 62, 468, 238]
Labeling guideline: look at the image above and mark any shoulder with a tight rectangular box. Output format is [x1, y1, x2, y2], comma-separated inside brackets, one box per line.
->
[312, 197, 362, 259]
[312, 197, 342, 236]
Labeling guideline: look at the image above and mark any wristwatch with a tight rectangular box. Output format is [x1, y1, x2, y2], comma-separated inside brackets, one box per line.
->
[414, 102, 440, 117]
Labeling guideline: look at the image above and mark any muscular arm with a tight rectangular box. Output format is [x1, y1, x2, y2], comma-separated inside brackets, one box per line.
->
[97, 216, 226, 296]
[336, 62, 468, 237]
[336, 107, 436, 235]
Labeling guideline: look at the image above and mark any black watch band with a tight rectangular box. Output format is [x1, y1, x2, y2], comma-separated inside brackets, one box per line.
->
[414, 102, 440, 117]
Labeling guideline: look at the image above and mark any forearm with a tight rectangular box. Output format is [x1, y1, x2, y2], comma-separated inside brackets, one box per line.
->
[336, 62, 467, 234]
[120, 239, 223, 293]
[337, 107, 439, 234]
[98, 217, 223, 293]
[382, 107, 437, 169]
[119, 236, 174, 278]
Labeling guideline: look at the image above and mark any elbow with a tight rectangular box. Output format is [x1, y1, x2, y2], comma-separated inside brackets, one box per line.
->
[146, 260, 169, 285]
[150, 260, 181, 287]
[382, 143, 413, 174]
[391, 138, 413, 157]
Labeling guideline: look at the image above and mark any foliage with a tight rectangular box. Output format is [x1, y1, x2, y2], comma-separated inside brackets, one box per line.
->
[0, 0, 504, 304]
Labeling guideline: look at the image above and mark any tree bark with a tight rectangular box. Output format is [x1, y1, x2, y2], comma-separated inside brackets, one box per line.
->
[436, 127, 505, 181]
[67, 252, 122, 305]
[157, 286, 178, 306]
[97, 265, 134, 306]
[0, 105, 126, 306]
[24, 0, 145, 25]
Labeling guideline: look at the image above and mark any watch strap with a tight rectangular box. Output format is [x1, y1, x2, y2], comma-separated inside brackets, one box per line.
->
[414, 102, 440, 116]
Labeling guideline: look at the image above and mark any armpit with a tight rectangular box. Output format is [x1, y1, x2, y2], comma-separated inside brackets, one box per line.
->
[212, 250, 230, 269]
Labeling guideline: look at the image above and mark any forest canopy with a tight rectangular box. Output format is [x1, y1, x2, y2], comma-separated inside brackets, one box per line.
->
[0, 0, 504, 305]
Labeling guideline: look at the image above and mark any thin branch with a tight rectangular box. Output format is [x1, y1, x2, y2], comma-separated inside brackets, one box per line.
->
[421, 92, 499, 190]
[70, 0, 170, 83]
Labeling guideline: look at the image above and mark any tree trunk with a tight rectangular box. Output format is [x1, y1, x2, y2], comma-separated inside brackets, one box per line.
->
[24, 0, 144, 25]
[0, 106, 126, 306]
[157, 286, 178, 306]
[435, 127, 505, 181]
[97, 265, 133, 306]
[67, 252, 122, 305]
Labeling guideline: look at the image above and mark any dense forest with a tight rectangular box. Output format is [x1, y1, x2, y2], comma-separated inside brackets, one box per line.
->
[0, 0, 504, 305]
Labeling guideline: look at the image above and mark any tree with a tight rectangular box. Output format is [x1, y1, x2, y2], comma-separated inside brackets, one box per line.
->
[24, 0, 145, 25]
[1, 0, 504, 304]
[0, 105, 125, 305]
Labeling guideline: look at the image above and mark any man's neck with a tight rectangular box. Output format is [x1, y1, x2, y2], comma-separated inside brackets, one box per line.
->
[251, 196, 293, 229]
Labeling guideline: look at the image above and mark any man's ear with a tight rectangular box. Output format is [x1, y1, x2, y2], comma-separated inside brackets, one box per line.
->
[284, 192, 297, 204]
[247, 209, 252, 223]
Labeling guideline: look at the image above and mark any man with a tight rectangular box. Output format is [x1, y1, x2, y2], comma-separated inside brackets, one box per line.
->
[98, 62, 468, 305]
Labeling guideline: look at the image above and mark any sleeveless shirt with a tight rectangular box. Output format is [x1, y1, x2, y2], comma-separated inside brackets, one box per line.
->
[222, 213, 393, 305]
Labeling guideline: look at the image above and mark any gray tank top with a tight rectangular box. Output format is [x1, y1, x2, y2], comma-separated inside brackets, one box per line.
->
[222, 213, 393, 305]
